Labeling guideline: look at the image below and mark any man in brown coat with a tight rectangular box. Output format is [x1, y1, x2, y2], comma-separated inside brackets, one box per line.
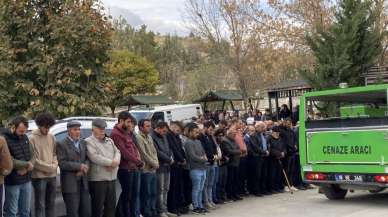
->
[0, 135, 13, 216]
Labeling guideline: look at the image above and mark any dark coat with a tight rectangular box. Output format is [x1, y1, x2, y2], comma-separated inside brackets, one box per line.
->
[151, 131, 173, 173]
[267, 135, 286, 159]
[280, 127, 297, 155]
[56, 137, 89, 193]
[166, 131, 186, 167]
[199, 133, 218, 165]
[244, 134, 266, 157]
[220, 137, 241, 167]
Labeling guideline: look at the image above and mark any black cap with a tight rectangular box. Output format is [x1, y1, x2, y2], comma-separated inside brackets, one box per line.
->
[92, 119, 107, 129]
[272, 126, 281, 133]
[67, 121, 81, 129]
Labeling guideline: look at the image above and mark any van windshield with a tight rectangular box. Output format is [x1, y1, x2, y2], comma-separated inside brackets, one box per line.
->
[130, 111, 152, 122]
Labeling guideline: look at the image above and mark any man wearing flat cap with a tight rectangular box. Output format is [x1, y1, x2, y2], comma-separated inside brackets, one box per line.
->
[56, 121, 91, 217]
[85, 119, 121, 217]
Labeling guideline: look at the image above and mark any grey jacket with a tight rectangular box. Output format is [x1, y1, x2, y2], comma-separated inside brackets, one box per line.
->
[184, 138, 208, 170]
[150, 131, 173, 173]
[56, 137, 89, 193]
[85, 135, 121, 181]
[136, 132, 159, 173]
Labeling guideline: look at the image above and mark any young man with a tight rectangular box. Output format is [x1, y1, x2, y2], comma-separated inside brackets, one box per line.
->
[0, 132, 13, 216]
[280, 119, 298, 192]
[86, 119, 121, 217]
[3, 116, 35, 217]
[56, 121, 91, 217]
[29, 112, 58, 217]
[184, 123, 208, 214]
[136, 119, 159, 217]
[151, 122, 176, 217]
[166, 121, 188, 216]
[198, 121, 218, 209]
[214, 129, 228, 204]
[110, 111, 144, 217]
[268, 126, 286, 193]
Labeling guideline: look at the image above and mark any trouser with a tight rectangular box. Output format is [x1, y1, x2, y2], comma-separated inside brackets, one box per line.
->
[247, 156, 263, 194]
[32, 177, 56, 217]
[226, 165, 239, 199]
[62, 180, 91, 217]
[293, 154, 304, 187]
[203, 165, 215, 204]
[238, 157, 248, 194]
[116, 169, 141, 217]
[189, 169, 206, 209]
[4, 182, 32, 217]
[89, 180, 116, 217]
[217, 166, 228, 201]
[182, 169, 192, 207]
[167, 166, 185, 213]
[140, 172, 157, 217]
[261, 157, 272, 193]
[212, 166, 219, 202]
[269, 158, 284, 191]
[0, 184, 4, 217]
[156, 171, 170, 214]
[286, 155, 296, 186]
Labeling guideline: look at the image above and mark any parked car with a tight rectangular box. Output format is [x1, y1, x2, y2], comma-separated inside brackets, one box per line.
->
[28, 117, 117, 217]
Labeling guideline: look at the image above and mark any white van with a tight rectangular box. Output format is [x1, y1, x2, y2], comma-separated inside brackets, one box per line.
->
[130, 104, 203, 125]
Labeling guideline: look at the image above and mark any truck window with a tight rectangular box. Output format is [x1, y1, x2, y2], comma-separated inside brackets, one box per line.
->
[304, 89, 388, 129]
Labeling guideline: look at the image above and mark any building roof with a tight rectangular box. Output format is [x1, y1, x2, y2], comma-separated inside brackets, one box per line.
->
[127, 95, 174, 106]
[266, 79, 311, 92]
[194, 90, 244, 102]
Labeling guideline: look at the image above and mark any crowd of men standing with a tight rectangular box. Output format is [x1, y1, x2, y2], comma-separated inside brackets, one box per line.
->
[0, 110, 311, 217]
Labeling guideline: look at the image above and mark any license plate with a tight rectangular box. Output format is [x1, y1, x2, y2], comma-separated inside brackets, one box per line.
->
[335, 174, 363, 182]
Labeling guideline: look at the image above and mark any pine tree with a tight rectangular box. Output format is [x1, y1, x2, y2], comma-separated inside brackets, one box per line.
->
[303, 0, 383, 89]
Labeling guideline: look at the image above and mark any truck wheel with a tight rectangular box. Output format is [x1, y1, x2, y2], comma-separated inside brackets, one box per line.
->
[321, 184, 347, 200]
[369, 188, 385, 194]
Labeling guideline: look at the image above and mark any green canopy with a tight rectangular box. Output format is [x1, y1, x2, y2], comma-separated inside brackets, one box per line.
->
[194, 90, 243, 103]
[127, 95, 174, 106]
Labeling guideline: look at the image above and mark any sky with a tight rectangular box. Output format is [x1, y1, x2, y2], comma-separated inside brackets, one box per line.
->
[101, 0, 189, 36]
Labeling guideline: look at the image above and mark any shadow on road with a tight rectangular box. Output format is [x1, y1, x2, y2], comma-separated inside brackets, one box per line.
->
[320, 192, 388, 207]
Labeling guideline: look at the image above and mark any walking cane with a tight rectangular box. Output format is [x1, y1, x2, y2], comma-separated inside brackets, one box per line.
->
[278, 159, 294, 195]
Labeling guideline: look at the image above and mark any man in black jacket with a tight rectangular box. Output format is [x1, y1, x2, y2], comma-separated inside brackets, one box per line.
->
[166, 121, 188, 215]
[3, 116, 35, 217]
[244, 125, 265, 196]
[268, 126, 286, 193]
[199, 121, 218, 209]
[56, 121, 91, 217]
[151, 122, 176, 217]
[280, 119, 298, 191]
[220, 125, 242, 201]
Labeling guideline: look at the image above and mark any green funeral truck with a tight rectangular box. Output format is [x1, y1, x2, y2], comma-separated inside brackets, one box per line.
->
[299, 84, 388, 200]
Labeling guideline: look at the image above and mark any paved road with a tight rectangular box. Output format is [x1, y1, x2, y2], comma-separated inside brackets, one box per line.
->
[185, 189, 388, 217]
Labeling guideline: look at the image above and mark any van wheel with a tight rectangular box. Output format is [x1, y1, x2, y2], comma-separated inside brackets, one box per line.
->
[321, 184, 347, 200]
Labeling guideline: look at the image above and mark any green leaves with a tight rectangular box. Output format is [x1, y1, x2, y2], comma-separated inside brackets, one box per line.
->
[0, 0, 112, 120]
[103, 50, 159, 115]
[304, 0, 383, 90]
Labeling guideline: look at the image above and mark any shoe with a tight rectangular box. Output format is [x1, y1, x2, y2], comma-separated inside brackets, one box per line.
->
[284, 188, 290, 192]
[296, 186, 307, 190]
[232, 196, 243, 201]
[291, 186, 299, 191]
[204, 202, 213, 210]
[179, 207, 189, 214]
[200, 208, 209, 213]
[159, 213, 169, 217]
[254, 193, 263, 197]
[166, 212, 177, 217]
[192, 208, 202, 214]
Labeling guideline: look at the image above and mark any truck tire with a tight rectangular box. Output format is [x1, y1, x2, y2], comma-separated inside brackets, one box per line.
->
[321, 184, 347, 200]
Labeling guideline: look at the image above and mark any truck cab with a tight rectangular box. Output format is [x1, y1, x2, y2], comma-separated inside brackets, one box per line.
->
[299, 84, 388, 199]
